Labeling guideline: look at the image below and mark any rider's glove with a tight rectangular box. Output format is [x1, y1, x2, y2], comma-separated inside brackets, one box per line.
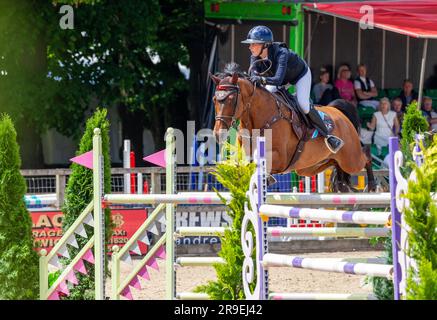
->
[249, 75, 266, 85]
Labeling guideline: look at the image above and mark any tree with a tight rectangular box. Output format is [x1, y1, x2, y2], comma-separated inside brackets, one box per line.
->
[1, 1, 206, 167]
[61, 108, 112, 299]
[0, 114, 39, 299]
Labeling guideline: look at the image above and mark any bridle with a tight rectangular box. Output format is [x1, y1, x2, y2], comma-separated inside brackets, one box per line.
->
[214, 83, 241, 130]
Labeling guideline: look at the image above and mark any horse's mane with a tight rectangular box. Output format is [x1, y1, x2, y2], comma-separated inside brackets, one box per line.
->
[215, 62, 249, 79]
[214, 62, 275, 98]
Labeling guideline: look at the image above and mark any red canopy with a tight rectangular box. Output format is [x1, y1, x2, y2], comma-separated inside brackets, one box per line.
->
[304, 1, 437, 39]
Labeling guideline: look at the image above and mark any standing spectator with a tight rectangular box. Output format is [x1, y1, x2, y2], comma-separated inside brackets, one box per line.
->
[334, 64, 357, 106]
[398, 79, 418, 110]
[421, 96, 437, 132]
[392, 97, 404, 134]
[312, 68, 333, 104]
[354, 64, 379, 109]
[367, 97, 400, 153]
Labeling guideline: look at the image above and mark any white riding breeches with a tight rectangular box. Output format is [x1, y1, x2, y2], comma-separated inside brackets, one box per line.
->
[295, 68, 312, 114]
[265, 68, 312, 114]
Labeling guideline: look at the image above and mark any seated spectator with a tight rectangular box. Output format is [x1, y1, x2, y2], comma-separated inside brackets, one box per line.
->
[354, 64, 379, 109]
[367, 97, 400, 154]
[334, 64, 357, 106]
[312, 68, 333, 104]
[391, 97, 404, 133]
[398, 79, 418, 110]
[421, 96, 437, 132]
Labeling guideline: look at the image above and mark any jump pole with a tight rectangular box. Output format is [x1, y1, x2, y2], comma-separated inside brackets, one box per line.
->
[388, 137, 402, 300]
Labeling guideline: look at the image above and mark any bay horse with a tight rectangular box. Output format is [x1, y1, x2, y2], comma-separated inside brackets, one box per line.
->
[211, 71, 376, 192]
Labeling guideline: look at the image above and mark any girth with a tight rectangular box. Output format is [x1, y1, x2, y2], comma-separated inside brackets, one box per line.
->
[259, 97, 311, 172]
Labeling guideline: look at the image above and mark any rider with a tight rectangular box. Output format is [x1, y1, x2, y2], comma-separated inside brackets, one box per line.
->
[241, 25, 344, 153]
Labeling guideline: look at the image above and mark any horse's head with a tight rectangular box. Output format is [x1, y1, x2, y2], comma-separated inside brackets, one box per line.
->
[210, 72, 248, 140]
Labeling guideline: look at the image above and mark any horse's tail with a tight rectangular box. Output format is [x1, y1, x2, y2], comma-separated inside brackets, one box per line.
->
[327, 99, 360, 133]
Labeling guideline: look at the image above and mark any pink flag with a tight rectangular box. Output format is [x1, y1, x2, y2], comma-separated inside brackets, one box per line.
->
[146, 257, 159, 271]
[58, 281, 70, 296]
[143, 149, 166, 168]
[74, 259, 88, 275]
[66, 270, 79, 285]
[121, 287, 133, 300]
[48, 291, 60, 300]
[137, 266, 150, 281]
[155, 246, 166, 260]
[129, 276, 142, 290]
[70, 150, 93, 170]
[82, 249, 95, 264]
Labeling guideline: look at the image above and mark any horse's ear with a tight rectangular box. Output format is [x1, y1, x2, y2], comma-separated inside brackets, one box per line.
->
[209, 72, 221, 85]
[231, 72, 238, 84]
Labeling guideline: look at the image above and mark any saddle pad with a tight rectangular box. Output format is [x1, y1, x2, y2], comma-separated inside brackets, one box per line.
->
[310, 111, 334, 139]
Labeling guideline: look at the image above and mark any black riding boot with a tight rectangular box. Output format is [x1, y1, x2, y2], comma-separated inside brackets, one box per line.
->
[307, 108, 344, 153]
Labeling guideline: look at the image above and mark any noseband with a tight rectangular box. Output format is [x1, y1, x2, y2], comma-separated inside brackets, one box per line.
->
[214, 83, 240, 130]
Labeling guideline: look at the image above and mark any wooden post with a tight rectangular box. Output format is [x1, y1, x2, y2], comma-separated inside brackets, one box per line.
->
[39, 249, 48, 300]
[93, 128, 105, 300]
[111, 246, 120, 300]
[56, 173, 66, 209]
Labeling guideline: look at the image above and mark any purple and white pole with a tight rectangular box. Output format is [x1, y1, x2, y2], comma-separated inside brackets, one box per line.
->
[256, 136, 269, 300]
[388, 137, 401, 300]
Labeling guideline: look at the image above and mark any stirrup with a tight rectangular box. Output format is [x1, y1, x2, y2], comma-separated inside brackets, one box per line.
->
[324, 135, 344, 154]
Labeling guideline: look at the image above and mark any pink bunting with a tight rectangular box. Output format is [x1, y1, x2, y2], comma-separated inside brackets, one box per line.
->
[74, 259, 88, 275]
[48, 291, 60, 300]
[129, 276, 142, 290]
[58, 281, 70, 296]
[66, 270, 79, 285]
[155, 246, 166, 259]
[70, 150, 93, 169]
[137, 266, 150, 281]
[146, 257, 159, 271]
[82, 249, 95, 264]
[121, 286, 133, 300]
[143, 149, 166, 168]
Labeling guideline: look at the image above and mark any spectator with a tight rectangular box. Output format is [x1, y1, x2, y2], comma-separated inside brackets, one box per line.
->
[392, 97, 404, 133]
[398, 79, 418, 110]
[354, 64, 379, 109]
[367, 97, 400, 153]
[421, 96, 437, 132]
[334, 64, 357, 106]
[312, 68, 333, 104]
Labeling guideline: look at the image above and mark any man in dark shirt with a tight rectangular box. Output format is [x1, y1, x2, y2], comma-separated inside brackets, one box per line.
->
[242, 25, 343, 153]
[398, 79, 418, 110]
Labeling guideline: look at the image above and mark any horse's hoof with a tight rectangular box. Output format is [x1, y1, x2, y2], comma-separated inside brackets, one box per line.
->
[367, 182, 377, 192]
[267, 175, 277, 186]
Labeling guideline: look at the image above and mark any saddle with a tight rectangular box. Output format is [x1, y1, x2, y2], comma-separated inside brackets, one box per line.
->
[263, 88, 335, 170]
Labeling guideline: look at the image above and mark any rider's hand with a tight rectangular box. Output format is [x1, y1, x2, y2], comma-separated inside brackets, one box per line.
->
[250, 75, 265, 85]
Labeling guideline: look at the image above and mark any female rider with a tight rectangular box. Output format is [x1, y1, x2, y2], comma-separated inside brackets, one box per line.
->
[242, 25, 344, 153]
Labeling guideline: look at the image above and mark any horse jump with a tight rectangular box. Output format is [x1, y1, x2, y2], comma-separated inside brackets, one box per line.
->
[39, 128, 421, 300]
[241, 136, 406, 300]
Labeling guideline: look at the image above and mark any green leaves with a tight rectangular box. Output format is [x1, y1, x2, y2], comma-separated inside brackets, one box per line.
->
[0, 114, 39, 299]
[400, 102, 430, 173]
[404, 135, 437, 300]
[195, 143, 255, 300]
[61, 108, 112, 299]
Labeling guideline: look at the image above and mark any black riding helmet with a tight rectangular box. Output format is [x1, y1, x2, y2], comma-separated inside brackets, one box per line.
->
[241, 26, 273, 44]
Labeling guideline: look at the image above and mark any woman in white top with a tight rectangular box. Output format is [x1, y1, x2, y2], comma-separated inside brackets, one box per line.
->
[367, 97, 400, 150]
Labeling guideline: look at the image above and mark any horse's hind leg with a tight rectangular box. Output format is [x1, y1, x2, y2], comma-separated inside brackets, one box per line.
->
[328, 166, 358, 193]
[362, 145, 376, 192]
